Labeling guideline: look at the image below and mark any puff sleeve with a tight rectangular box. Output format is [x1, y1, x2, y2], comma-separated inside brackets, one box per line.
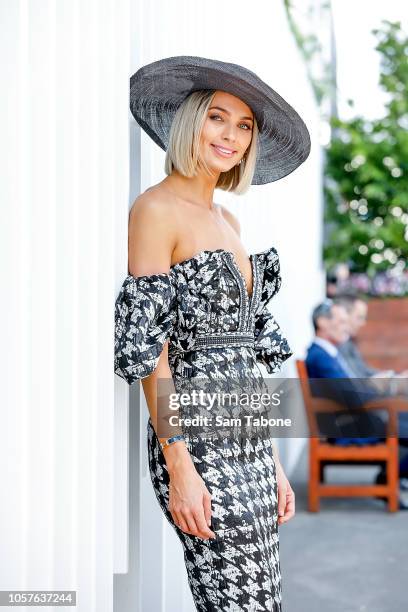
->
[254, 248, 293, 373]
[114, 272, 177, 385]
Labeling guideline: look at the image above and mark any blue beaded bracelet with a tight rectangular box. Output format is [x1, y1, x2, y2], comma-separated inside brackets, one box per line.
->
[159, 434, 185, 451]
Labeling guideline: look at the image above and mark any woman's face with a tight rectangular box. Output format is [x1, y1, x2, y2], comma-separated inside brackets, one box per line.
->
[199, 90, 254, 175]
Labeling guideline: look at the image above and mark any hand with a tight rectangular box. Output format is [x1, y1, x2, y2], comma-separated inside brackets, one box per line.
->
[372, 370, 394, 378]
[167, 458, 216, 540]
[368, 376, 390, 393]
[276, 461, 295, 525]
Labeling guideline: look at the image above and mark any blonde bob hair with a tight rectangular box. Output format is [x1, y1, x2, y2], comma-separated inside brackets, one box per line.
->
[164, 90, 258, 195]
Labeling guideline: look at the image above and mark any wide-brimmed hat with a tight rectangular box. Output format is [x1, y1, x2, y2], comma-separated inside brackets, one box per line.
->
[130, 55, 311, 185]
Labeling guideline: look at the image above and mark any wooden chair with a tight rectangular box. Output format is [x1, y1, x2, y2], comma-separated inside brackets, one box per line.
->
[296, 359, 408, 512]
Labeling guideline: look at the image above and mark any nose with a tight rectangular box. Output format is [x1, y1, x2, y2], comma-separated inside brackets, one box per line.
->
[221, 121, 238, 143]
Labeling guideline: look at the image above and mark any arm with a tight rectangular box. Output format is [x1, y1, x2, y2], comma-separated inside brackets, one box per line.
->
[309, 353, 379, 408]
[350, 341, 381, 376]
[129, 196, 184, 455]
[128, 195, 215, 540]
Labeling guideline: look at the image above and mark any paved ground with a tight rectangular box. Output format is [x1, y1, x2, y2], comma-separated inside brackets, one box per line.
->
[279, 446, 408, 612]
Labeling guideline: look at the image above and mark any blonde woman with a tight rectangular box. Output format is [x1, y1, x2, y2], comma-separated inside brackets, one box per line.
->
[115, 56, 310, 611]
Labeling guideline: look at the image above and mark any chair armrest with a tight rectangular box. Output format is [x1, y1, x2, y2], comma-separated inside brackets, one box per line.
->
[362, 397, 408, 412]
[311, 397, 350, 413]
[361, 397, 408, 437]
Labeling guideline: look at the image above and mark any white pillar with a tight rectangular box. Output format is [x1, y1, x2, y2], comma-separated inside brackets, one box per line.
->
[1, 1, 130, 610]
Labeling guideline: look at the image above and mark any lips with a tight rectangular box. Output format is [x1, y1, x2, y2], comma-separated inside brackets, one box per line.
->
[211, 144, 237, 158]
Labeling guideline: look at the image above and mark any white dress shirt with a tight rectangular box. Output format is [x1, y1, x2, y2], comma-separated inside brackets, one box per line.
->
[313, 336, 338, 358]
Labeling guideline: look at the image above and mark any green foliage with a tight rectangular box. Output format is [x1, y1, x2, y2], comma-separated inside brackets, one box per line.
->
[324, 20, 408, 275]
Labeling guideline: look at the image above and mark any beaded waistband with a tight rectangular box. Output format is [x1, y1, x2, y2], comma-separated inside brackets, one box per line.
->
[189, 331, 255, 351]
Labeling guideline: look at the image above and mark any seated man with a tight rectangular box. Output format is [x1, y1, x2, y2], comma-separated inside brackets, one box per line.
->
[305, 299, 385, 443]
[334, 293, 408, 398]
[334, 293, 408, 493]
[305, 299, 408, 508]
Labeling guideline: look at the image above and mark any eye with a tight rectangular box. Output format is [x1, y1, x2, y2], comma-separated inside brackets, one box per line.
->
[209, 114, 252, 130]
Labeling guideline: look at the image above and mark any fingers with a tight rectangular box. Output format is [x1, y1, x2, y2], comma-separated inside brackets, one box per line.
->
[195, 494, 215, 539]
[278, 486, 296, 525]
[184, 511, 201, 536]
[171, 507, 196, 536]
[172, 509, 189, 534]
[203, 491, 212, 528]
[184, 492, 215, 539]
[170, 494, 215, 540]
[193, 511, 215, 540]
[277, 483, 286, 519]
[175, 508, 215, 539]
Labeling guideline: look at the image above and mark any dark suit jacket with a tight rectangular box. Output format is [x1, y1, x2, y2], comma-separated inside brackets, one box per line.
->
[305, 342, 386, 440]
[338, 338, 380, 377]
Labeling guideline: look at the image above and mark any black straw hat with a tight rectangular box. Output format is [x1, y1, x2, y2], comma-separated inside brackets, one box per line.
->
[130, 55, 311, 185]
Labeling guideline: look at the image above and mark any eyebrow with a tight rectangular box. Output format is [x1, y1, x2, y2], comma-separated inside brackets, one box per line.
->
[208, 105, 254, 122]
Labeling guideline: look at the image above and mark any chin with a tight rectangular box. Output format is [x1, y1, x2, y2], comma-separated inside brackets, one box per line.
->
[209, 158, 235, 174]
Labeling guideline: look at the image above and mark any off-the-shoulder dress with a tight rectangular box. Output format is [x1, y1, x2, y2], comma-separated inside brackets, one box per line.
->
[115, 245, 292, 612]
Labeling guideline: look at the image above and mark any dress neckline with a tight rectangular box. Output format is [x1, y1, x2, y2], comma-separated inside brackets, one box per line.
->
[126, 246, 276, 294]
[170, 245, 276, 298]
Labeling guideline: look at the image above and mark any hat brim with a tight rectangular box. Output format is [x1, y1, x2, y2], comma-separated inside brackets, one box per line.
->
[130, 55, 311, 185]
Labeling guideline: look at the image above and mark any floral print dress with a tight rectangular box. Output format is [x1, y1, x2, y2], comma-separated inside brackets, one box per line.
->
[114, 246, 292, 612]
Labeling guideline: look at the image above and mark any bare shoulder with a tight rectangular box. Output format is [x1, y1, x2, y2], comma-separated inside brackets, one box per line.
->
[129, 188, 175, 227]
[218, 203, 241, 236]
[128, 188, 178, 277]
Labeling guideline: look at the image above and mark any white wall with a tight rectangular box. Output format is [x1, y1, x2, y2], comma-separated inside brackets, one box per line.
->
[1, 1, 130, 611]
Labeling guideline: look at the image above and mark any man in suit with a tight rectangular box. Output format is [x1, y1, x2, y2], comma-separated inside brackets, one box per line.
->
[305, 299, 408, 508]
[305, 299, 385, 442]
[334, 293, 408, 491]
[334, 293, 408, 395]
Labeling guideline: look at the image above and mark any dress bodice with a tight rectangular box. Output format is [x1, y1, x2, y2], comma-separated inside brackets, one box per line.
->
[114, 245, 292, 385]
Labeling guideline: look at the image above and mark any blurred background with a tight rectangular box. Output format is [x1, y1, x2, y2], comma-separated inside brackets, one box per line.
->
[276, 2, 408, 612]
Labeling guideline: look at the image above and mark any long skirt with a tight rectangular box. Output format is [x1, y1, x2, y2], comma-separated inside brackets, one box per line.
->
[147, 416, 282, 612]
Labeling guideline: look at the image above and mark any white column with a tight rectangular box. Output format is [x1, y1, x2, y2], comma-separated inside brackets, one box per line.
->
[0, 1, 130, 611]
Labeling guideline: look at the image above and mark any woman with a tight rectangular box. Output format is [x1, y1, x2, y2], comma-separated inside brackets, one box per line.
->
[115, 56, 310, 611]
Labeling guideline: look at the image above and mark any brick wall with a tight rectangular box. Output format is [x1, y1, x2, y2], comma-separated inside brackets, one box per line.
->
[356, 297, 408, 372]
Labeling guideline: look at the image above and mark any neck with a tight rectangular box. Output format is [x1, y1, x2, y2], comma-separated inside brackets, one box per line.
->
[316, 332, 335, 345]
[163, 168, 220, 211]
